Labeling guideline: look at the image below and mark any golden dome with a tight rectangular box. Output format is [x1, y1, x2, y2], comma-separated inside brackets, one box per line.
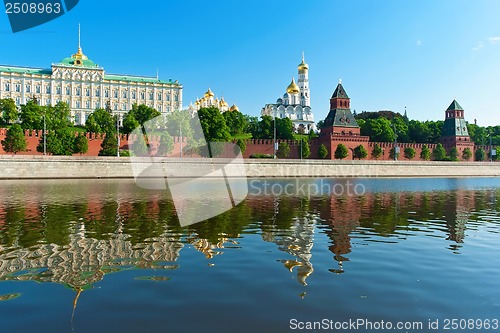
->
[298, 60, 308, 73]
[286, 78, 300, 94]
[229, 104, 239, 112]
[204, 88, 214, 97]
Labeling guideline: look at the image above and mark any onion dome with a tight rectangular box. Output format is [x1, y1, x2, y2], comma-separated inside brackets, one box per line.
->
[286, 78, 300, 94]
[204, 88, 214, 98]
[229, 104, 239, 112]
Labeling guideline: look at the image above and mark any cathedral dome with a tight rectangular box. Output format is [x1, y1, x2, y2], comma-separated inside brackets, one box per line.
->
[298, 60, 308, 73]
[229, 104, 239, 112]
[286, 78, 300, 94]
[204, 88, 214, 97]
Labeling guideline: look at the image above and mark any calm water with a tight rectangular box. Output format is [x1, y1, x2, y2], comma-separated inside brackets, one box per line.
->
[0, 178, 500, 333]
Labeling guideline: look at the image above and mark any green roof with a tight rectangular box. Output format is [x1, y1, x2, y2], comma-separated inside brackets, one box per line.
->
[0, 65, 51, 75]
[331, 83, 349, 99]
[323, 108, 359, 128]
[442, 117, 469, 137]
[447, 100, 463, 111]
[56, 57, 100, 68]
[104, 74, 179, 85]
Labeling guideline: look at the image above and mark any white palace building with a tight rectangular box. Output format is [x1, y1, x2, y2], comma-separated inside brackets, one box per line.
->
[261, 54, 317, 133]
[0, 30, 182, 126]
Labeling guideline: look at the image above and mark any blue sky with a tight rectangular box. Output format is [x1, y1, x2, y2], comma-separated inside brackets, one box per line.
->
[1, 0, 500, 125]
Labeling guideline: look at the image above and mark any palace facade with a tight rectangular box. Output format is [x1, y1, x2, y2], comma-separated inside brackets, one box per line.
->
[0, 37, 182, 125]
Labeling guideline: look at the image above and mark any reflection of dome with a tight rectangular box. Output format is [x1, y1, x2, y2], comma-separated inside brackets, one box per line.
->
[229, 104, 239, 112]
[287, 78, 300, 94]
[204, 88, 214, 97]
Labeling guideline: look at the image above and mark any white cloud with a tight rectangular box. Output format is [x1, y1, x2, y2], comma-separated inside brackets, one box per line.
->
[488, 36, 500, 44]
[472, 42, 485, 51]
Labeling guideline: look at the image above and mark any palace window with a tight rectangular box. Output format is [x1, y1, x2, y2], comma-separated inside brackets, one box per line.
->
[85, 88, 90, 97]
[95, 89, 100, 97]
[174, 95, 178, 102]
[66, 86, 71, 95]
[95, 101, 100, 109]
[132, 91, 136, 99]
[157, 93, 162, 101]
[26, 84, 31, 93]
[15, 97, 20, 106]
[140, 91, 145, 99]
[114, 90, 118, 98]
[166, 105, 170, 112]
[166, 94, 170, 101]
[86, 100, 90, 109]
[45, 86, 51, 94]
[76, 87, 81, 96]
[122, 103, 127, 110]
[104, 89, 109, 98]
[76, 101, 81, 108]
[149, 92, 154, 100]
[35, 85, 41, 93]
[56, 86, 61, 94]
[158, 105, 162, 112]
[4, 83, 10, 91]
[114, 103, 118, 110]
[15, 83, 21, 92]
[45, 99, 50, 106]
[122, 91, 127, 98]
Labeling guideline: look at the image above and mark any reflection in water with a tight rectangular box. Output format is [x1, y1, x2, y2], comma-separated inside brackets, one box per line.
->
[0, 179, 499, 293]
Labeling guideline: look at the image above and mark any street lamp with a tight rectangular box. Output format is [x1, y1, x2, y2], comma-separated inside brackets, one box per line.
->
[273, 109, 277, 159]
[43, 114, 46, 156]
[117, 114, 120, 157]
[392, 123, 399, 161]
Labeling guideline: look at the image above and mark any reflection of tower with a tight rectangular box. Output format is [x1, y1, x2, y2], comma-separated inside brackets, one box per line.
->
[443, 190, 474, 246]
[273, 218, 316, 285]
[319, 195, 361, 273]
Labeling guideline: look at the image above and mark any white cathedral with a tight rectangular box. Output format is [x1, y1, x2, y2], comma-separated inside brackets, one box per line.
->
[261, 55, 317, 133]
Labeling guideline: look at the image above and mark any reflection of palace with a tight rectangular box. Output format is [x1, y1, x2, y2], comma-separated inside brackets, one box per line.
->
[0, 223, 183, 287]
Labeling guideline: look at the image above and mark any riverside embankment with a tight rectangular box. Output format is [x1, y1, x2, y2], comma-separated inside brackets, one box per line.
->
[0, 155, 499, 179]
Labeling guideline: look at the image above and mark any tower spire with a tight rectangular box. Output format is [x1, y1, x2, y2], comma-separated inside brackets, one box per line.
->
[302, 51, 305, 62]
[78, 23, 82, 52]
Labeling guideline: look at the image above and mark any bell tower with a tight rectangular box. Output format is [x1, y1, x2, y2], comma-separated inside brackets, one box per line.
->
[321, 80, 359, 136]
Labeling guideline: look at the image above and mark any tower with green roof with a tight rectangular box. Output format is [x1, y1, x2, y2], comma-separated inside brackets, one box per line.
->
[440, 99, 474, 155]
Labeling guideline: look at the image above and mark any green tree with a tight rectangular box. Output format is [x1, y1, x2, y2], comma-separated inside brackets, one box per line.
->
[299, 138, 311, 159]
[426, 121, 444, 143]
[475, 148, 486, 161]
[99, 134, 119, 156]
[360, 118, 395, 142]
[196, 107, 231, 143]
[122, 112, 140, 134]
[404, 147, 416, 160]
[389, 147, 400, 160]
[318, 144, 328, 159]
[165, 110, 192, 138]
[462, 147, 472, 161]
[420, 145, 431, 160]
[433, 143, 447, 161]
[20, 99, 43, 130]
[223, 111, 246, 135]
[86, 108, 116, 134]
[277, 142, 291, 159]
[391, 116, 410, 142]
[316, 120, 324, 129]
[37, 129, 75, 155]
[408, 120, 432, 143]
[131, 104, 161, 126]
[235, 139, 246, 155]
[372, 143, 383, 159]
[157, 131, 174, 156]
[353, 144, 368, 159]
[449, 147, 459, 161]
[334, 144, 349, 160]
[73, 134, 89, 155]
[276, 118, 294, 140]
[1, 124, 27, 154]
[46, 101, 71, 130]
[0, 98, 18, 124]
